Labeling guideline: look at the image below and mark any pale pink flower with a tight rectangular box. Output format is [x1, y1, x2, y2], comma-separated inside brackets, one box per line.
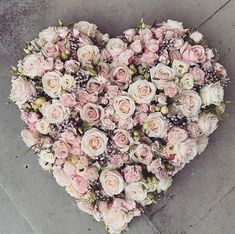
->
[124, 165, 142, 183]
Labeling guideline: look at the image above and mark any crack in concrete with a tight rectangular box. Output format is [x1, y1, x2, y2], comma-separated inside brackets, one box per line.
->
[187, 185, 235, 230]
[197, 0, 232, 29]
[0, 181, 38, 234]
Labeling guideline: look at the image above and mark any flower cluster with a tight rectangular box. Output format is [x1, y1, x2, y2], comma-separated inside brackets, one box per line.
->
[10, 19, 229, 233]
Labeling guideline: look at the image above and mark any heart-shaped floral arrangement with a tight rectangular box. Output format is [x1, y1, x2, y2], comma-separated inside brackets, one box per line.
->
[9, 19, 229, 233]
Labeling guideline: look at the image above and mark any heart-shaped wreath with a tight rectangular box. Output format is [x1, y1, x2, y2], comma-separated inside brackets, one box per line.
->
[9, 19, 229, 233]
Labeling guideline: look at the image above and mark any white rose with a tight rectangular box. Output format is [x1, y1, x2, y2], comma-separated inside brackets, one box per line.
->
[61, 74, 76, 90]
[39, 149, 55, 163]
[180, 73, 194, 90]
[21, 53, 45, 78]
[145, 112, 168, 138]
[128, 80, 156, 104]
[163, 20, 184, 32]
[106, 38, 127, 57]
[74, 21, 97, 37]
[197, 135, 209, 154]
[179, 90, 202, 117]
[172, 60, 190, 77]
[21, 129, 39, 147]
[113, 95, 135, 117]
[198, 113, 218, 136]
[124, 182, 147, 201]
[35, 118, 51, 134]
[42, 102, 68, 124]
[156, 178, 173, 193]
[10, 78, 34, 106]
[39, 27, 59, 43]
[81, 128, 108, 158]
[150, 63, 176, 81]
[103, 206, 128, 234]
[53, 169, 71, 187]
[77, 45, 100, 64]
[190, 31, 203, 43]
[100, 169, 124, 196]
[42, 71, 62, 98]
[200, 83, 224, 106]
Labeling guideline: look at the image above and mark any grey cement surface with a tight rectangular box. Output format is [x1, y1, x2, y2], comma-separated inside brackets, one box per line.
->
[0, 0, 234, 233]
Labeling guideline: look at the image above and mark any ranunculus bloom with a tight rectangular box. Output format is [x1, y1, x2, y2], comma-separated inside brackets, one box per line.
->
[110, 65, 131, 90]
[60, 74, 76, 91]
[128, 80, 156, 104]
[131, 143, 153, 165]
[60, 93, 76, 107]
[72, 175, 89, 193]
[100, 169, 124, 196]
[53, 140, 70, 159]
[140, 51, 158, 65]
[81, 128, 108, 158]
[80, 103, 104, 125]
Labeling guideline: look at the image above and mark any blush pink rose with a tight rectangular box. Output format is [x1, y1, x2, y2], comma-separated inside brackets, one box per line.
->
[118, 117, 134, 130]
[181, 43, 206, 64]
[63, 162, 76, 177]
[42, 43, 60, 58]
[131, 143, 153, 165]
[110, 154, 124, 168]
[72, 175, 89, 193]
[105, 85, 120, 99]
[116, 49, 134, 65]
[190, 67, 205, 85]
[80, 103, 104, 125]
[163, 82, 179, 98]
[152, 27, 164, 38]
[86, 78, 103, 93]
[140, 52, 158, 66]
[60, 93, 77, 107]
[167, 127, 188, 144]
[53, 140, 70, 159]
[84, 166, 99, 182]
[129, 39, 142, 53]
[145, 39, 159, 52]
[113, 129, 133, 152]
[123, 165, 142, 183]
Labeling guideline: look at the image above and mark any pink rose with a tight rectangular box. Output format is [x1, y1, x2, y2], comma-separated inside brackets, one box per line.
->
[80, 103, 104, 125]
[60, 93, 76, 107]
[129, 39, 142, 53]
[169, 50, 182, 60]
[110, 65, 130, 90]
[190, 67, 205, 85]
[163, 82, 179, 98]
[173, 38, 184, 49]
[145, 39, 159, 52]
[131, 143, 153, 165]
[113, 95, 135, 117]
[116, 49, 134, 65]
[86, 78, 103, 93]
[105, 85, 120, 99]
[110, 154, 124, 168]
[181, 43, 206, 64]
[72, 175, 89, 193]
[134, 112, 148, 125]
[113, 129, 133, 152]
[168, 127, 188, 144]
[107, 38, 127, 57]
[42, 42, 60, 58]
[123, 28, 136, 40]
[147, 158, 166, 179]
[140, 52, 158, 66]
[152, 27, 164, 38]
[63, 162, 76, 177]
[53, 140, 70, 159]
[136, 104, 149, 113]
[118, 117, 134, 130]
[124, 165, 142, 183]
[139, 28, 153, 42]
[57, 27, 69, 39]
[84, 166, 99, 182]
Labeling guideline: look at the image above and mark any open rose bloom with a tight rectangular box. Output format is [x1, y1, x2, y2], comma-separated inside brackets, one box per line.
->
[10, 19, 229, 233]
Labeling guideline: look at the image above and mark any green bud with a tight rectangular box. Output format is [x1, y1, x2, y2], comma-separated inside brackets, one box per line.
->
[11, 66, 17, 72]
[133, 131, 139, 137]
[143, 122, 149, 130]
[161, 106, 169, 114]
[24, 48, 31, 54]
[59, 19, 64, 27]
[155, 106, 161, 112]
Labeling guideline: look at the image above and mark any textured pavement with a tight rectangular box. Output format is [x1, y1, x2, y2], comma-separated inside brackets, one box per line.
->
[0, 0, 235, 234]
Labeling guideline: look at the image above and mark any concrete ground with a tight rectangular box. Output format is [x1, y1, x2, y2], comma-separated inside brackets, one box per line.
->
[0, 0, 234, 233]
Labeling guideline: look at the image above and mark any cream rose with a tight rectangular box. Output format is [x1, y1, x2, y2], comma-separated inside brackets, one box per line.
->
[180, 73, 194, 90]
[21, 53, 45, 78]
[80, 103, 104, 125]
[179, 90, 202, 117]
[200, 82, 224, 106]
[124, 182, 147, 201]
[74, 21, 97, 37]
[128, 80, 156, 104]
[42, 102, 68, 124]
[145, 113, 168, 138]
[100, 169, 124, 196]
[167, 127, 188, 144]
[103, 206, 128, 234]
[39, 27, 59, 43]
[150, 63, 176, 81]
[110, 65, 131, 90]
[131, 143, 153, 165]
[113, 95, 135, 117]
[35, 118, 51, 134]
[81, 128, 108, 158]
[106, 38, 127, 57]
[163, 20, 184, 32]
[21, 129, 39, 147]
[10, 78, 34, 106]
[198, 113, 218, 136]
[77, 45, 100, 64]
[39, 149, 55, 164]
[113, 129, 133, 152]
[60, 74, 76, 91]
[42, 71, 62, 98]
